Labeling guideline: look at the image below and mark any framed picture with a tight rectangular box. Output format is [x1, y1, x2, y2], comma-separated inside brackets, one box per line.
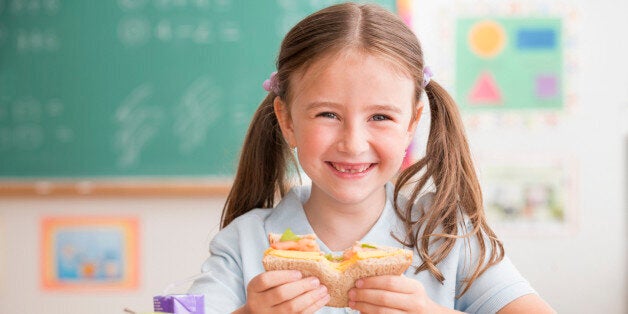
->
[478, 154, 577, 236]
[40, 216, 139, 291]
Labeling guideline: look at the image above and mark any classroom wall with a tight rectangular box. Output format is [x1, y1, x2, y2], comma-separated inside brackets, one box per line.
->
[0, 197, 223, 313]
[1, 0, 626, 313]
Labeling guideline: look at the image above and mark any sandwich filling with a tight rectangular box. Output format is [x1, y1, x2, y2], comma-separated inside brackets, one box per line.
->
[266, 229, 408, 272]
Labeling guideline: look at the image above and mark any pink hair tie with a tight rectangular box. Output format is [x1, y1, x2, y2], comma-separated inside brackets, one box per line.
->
[263, 71, 279, 94]
[422, 66, 433, 88]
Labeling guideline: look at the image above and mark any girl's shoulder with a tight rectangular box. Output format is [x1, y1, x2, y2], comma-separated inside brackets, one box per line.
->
[215, 186, 307, 244]
[213, 208, 274, 250]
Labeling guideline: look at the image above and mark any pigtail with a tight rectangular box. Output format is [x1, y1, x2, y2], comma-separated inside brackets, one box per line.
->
[220, 93, 295, 228]
[394, 81, 504, 296]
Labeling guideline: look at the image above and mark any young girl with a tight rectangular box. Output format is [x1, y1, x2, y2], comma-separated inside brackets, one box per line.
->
[189, 3, 554, 313]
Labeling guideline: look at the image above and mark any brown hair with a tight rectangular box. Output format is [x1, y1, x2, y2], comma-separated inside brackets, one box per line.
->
[220, 2, 503, 296]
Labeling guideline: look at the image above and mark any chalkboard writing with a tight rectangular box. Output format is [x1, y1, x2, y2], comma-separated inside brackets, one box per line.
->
[0, 0, 396, 178]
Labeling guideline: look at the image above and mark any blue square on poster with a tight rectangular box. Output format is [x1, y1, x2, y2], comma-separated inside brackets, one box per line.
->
[516, 28, 557, 50]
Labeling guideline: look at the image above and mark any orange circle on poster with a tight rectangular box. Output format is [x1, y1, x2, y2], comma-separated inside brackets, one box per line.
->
[468, 20, 506, 58]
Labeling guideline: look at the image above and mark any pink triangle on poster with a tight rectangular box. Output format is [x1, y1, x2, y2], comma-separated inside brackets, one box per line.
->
[468, 71, 502, 105]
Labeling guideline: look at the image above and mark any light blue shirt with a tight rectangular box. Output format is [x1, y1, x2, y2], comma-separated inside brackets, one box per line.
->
[188, 183, 536, 313]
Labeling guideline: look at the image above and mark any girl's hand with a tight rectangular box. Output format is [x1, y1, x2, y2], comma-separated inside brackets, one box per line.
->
[348, 275, 453, 314]
[237, 270, 330, 314]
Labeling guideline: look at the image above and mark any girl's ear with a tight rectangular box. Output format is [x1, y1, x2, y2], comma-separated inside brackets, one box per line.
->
[273, 96, 297, 148]
[406, 103, 424, 146]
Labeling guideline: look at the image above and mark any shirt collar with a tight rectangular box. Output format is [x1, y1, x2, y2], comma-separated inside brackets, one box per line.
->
[264, 183, 407, 253]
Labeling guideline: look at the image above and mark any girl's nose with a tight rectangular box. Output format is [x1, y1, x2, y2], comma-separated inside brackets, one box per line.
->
[337, 122, 369, 155]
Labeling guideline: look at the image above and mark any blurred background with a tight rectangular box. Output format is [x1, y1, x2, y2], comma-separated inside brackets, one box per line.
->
[0, 0, 626, 313]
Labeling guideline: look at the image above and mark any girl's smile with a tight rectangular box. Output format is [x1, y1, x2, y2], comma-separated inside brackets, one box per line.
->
[327, 161, 376, 177]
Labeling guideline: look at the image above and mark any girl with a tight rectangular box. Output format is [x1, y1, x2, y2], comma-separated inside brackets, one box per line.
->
[189, 3, 554, 313]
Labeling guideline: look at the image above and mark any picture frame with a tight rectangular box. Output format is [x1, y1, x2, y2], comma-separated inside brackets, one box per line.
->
[40, 216, 139, 291]
[477, 154, 578, 236]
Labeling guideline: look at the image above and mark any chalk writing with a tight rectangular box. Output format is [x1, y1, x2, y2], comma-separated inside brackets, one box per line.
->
[117, 0, 149, 11]
[8, 0, 59, 15]
[118, 0, 218, 11]
[46, 98, 64, 117]
[118, 0, 237, 46]
[12, 96, 42, 122]
[173, 76, 221, 154]
[0, 97, 71, 150]
[16, 28, 59, 52]
[115, 84, 165, 167]
[54, 126, 73, 143]
[13, 124, 44, 150]
[121, 18, 237, 45]
[117, 17, 151, 46]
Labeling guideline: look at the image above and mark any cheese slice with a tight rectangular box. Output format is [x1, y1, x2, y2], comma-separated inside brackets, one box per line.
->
[264, 248, 407, 272]
[264, 248, 325, 261]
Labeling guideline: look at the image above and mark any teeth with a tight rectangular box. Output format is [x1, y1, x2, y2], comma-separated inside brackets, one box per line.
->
[331, 163, 370, 173]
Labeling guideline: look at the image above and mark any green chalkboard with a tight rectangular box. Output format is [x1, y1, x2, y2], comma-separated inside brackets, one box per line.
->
[0, 0, 396, 179]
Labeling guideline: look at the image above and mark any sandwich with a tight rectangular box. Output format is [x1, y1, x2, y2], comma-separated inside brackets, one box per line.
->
[262, 229, 413, 308]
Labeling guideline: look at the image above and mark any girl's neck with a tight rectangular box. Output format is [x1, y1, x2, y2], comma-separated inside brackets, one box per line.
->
[303, 186, 386, 251]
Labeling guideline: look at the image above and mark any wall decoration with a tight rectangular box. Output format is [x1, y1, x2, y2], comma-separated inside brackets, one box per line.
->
[40, 216, 139, 291]
[397, 0, 414, 27]
[429, 0, 579, 131]
[456, 17, 563, 111]
[478, 154, 577, 235]
[398, 0, 423, 169]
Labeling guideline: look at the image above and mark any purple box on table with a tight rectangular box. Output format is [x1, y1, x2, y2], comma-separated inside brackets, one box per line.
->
[153, 294, 204, 314]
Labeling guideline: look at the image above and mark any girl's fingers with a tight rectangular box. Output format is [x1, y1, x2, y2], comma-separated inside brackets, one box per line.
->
[274, 284, 330, 313]
[356, 275, 420, 294]
[349, 287, 407, 310]
[248, 270, 302, 293]
[349, 275, 428, 311]
[348, 299, 406, 314]
[300, 291, 331, 314]
[268, 276, 324, 303]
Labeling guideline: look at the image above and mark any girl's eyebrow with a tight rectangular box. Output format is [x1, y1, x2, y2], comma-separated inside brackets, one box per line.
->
[305, 101, 342, 111]
[368, 104, 403, 114]
[305, 101, 403, 114]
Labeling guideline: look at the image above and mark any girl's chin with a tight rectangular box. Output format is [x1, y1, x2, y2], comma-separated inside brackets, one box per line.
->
[314, 184, 386, 206]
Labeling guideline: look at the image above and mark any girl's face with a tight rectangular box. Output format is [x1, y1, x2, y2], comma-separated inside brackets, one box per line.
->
[275, 51, 421, 208]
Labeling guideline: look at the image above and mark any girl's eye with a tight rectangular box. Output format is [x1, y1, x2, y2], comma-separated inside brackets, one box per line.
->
[317, 112, 338, 119]
[371, 114, 391, 121]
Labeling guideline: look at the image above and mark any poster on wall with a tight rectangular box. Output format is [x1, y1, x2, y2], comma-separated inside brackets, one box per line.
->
[456, 18, 562, 111]
[40, 216, 139, 291]
[478, 154, 577, 235]
[429, 0, 578, 130]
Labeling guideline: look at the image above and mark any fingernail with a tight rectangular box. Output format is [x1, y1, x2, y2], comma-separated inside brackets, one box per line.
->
[310, 277, 320, 287]
[355, 279, 363, 288]
[318, 285, 327, 296]
[348, 289, 356, 300]
[292, 271, 302, 279]
[348, 301, 356, 308]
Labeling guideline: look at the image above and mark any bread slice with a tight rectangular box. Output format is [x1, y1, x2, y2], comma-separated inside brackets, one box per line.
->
[262, 234, 413, 308]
